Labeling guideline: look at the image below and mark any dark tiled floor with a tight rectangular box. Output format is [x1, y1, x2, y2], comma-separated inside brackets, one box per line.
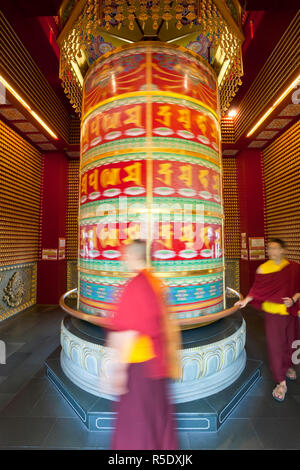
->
[0, 304, 300, 449]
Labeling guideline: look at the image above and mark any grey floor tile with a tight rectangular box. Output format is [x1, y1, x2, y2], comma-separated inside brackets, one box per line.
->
[247, 378, 274, 397]
[0, 310, 63, 345]
[0, 352, 31, 375]
[34, 367, 47, 379]
[251, 417, 300, 449]
[5, 342, 25, 359]
[229, 393, 300, 419]
[17, 337, 50, 354]
[0, 304, 299, 450]
[0, 320, 41, 340]
[187, 418, 264, 450]
[80, 447, 109, 451]
[285, 378, 300, 392]
[1, 379, 51, 417]
[0, 363, 43, 393]
[41, 447, 86, 450]
[43, 381, 62, 396]
[0, 417, 56, 446]
[42, 418, 112, 448]
[259, 364, 274, 381]
[44, 347, 61, 361]
[29, 392, 79, 418]
[2, 446, 80, 450]
[24, 377, 51, 392]
[217, 418, 264, 450]
[178, 432, 191, 450]
[176, 398, 215, 414]
[0, 393, 15, 411]
[185, 431, 218, 450]
[24, 337, 60, 365]
[0, 446, 45, 449]
[266, 394, 300, 418]
[293, 395, 300, 405]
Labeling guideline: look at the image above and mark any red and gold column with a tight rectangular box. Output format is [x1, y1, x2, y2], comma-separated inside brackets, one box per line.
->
[79, 43, 223, 327]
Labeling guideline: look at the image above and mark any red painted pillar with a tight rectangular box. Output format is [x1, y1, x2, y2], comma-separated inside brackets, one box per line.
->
[37, 152, 68, 304]
[237, 150, 266, 295]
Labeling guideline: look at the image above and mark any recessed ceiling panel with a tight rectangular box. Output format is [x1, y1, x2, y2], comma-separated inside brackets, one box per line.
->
[248, 141, 268, 148]
[14, 122, 39, 133]
[27, 133, 49, 142]
[223, 149, 239, 155]
[266, 118, 292, 129]
[0, 108, 26, 121]
[279, 104, 300, 117]
[37, 143, 57, 150]
[255, 130, 279, 140]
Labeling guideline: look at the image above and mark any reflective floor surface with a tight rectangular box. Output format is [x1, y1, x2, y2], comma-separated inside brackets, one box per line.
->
[0, 304, 300, 450]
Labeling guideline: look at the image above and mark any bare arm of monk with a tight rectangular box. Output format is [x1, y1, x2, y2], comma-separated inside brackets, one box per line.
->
[282, 292, 300, 307]
[234, 265, 262, 309]
[235, 296, 254, 309]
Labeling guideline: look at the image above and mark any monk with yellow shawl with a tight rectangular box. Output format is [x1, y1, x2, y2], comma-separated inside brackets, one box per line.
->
[105, 240, 181, 450]
[235, 239, 300, 402]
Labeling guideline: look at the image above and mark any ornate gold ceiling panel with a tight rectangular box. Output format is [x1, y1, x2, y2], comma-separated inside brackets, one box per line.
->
[57, 0, 244, 116]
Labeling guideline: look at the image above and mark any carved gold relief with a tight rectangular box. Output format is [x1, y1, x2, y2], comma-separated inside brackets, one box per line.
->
[2, 271, 25, 307]
[0, 263, 37, 321]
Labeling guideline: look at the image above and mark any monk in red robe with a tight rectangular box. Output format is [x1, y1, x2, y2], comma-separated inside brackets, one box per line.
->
[105, 240, 180, 450]
[235, 239, 300, 402]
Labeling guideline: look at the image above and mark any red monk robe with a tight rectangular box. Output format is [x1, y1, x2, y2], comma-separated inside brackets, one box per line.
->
[108, 269, 180, 450]
[247, 259, 300, 384]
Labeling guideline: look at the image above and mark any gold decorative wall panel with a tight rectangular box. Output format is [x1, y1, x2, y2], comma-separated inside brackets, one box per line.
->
[66, 159, 80, 260]
[66, 159, 80, 298]
[67, 260, 78, 297]
[0, 10, 69, 142]
[221, 117, 235, 143]
[222, 156, 240, 258]
[263, 120, 300, 262]
[225, 259, 240, 296]
[0, 263, 37, 321]
[0, 119, 42, 268]
[68, 116, 81, 145]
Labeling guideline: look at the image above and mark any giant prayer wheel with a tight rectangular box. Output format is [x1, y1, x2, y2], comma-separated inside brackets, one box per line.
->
[55, 1, 253, 412]
[79, 43, 224, 327]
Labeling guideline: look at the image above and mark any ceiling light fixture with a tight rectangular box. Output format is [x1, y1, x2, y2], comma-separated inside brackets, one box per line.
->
[0, 74, 59, 140]
[247, 74, 300, 137]
[227, 108, 237, 117]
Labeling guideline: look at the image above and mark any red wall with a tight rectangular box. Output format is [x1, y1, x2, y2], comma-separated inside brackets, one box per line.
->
[237, 150, 266, 295]
[37, 152, 68, 303]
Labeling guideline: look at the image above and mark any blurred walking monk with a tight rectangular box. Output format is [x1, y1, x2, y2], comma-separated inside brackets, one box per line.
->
[235, 239, 300, 402]
[106, 240, 180, 450]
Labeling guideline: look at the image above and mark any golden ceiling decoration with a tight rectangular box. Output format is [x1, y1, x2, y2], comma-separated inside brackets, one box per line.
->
[57, 0, 244, 115]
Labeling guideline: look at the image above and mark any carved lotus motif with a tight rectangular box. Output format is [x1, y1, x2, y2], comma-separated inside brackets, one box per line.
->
[3, 272, 25, 307]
